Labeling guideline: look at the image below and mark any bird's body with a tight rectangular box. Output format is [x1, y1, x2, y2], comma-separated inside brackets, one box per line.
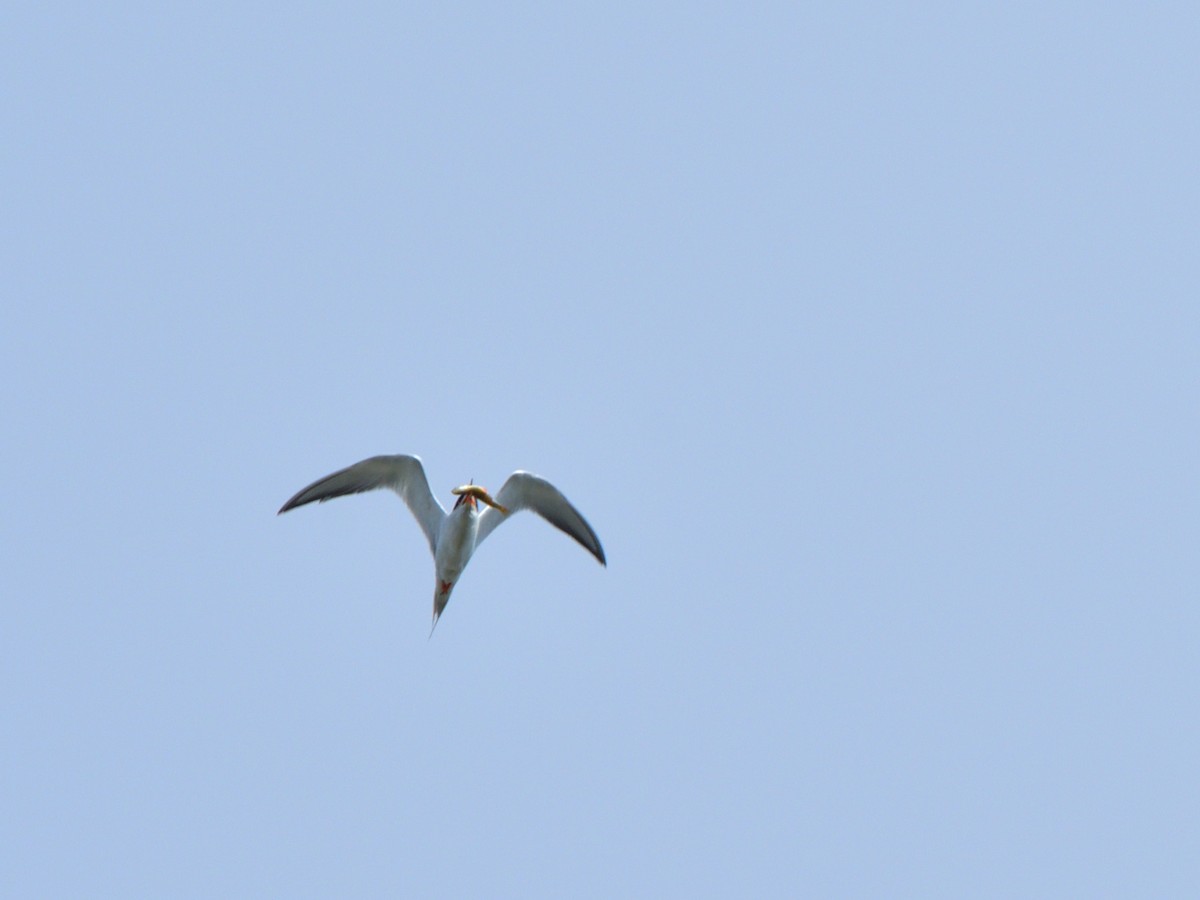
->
[432, 497, 477, 620]
[278, 454, 605, 630]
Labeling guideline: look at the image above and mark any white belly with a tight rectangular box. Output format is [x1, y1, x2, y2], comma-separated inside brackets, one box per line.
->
[434, 504, 478, 581]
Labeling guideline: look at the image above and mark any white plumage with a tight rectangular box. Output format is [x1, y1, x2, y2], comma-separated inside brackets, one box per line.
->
[279, 454, 605, 630]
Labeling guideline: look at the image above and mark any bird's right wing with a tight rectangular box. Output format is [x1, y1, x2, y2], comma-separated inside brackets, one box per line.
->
[475, 471, 606, 566]
[278, 454, 446, 556]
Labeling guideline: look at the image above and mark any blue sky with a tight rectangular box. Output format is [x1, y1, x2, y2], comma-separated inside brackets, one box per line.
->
[3, 2, 1196, 896]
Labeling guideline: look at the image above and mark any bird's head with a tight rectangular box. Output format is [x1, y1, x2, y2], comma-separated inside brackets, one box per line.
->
[451, 483, 509, 514]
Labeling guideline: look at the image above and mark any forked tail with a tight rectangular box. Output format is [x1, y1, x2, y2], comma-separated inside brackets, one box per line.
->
[429, 579, 454, 637]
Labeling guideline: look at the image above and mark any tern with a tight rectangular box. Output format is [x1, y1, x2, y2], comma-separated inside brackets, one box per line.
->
[278, 454, 605, 630]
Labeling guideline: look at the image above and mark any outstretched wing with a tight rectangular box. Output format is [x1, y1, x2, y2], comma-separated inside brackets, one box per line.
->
[278, 454, 446, 556]
[475, 471, 606, 566]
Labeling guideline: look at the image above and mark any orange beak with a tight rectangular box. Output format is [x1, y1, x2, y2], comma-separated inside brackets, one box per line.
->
[451, 484, 509, 514]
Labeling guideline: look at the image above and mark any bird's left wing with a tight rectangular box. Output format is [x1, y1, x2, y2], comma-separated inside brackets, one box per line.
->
[475, 471, 606, 566]
[277, 454, 445, 556]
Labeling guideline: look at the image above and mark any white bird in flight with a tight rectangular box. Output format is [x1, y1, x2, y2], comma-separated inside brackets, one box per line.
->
[279, 454, 605, 630]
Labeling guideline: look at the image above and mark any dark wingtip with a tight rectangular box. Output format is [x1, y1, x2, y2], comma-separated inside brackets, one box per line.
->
[277, 496, 303, 515]
[278, 488, 319, 515]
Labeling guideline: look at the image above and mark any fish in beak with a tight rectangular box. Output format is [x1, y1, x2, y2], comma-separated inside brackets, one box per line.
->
[451, 484, 509, 514]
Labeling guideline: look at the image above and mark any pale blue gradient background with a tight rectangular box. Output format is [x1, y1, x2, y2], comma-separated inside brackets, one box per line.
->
[3, 3, 1196, 896]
